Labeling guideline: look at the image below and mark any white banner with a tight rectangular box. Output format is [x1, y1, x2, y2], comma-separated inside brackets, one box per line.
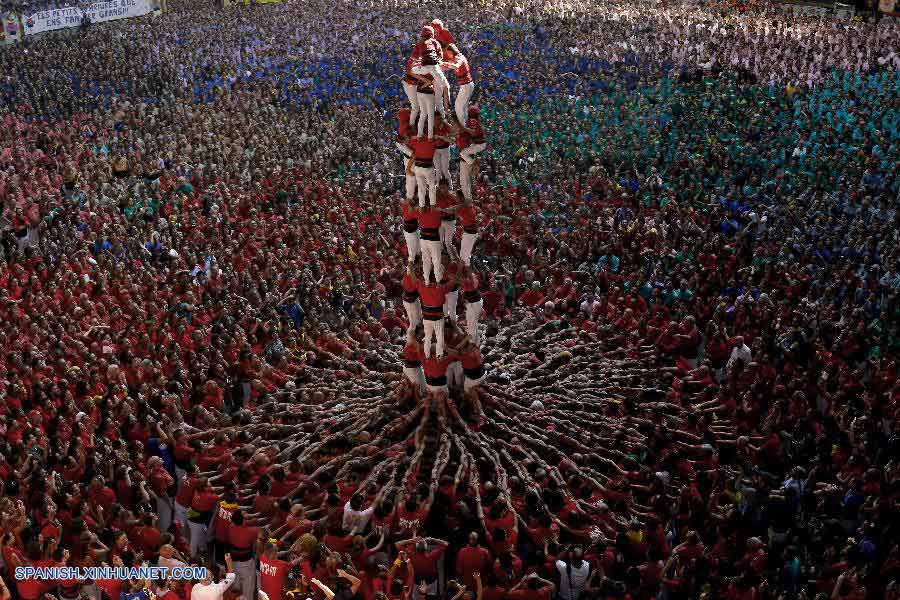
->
[23, 0, 155, 35]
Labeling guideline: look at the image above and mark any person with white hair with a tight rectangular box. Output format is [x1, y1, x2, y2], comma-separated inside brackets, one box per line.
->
[191, 553, 235, 600]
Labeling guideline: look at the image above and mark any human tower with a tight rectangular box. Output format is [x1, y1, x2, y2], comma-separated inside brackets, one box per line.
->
[393, 19, 489, 412]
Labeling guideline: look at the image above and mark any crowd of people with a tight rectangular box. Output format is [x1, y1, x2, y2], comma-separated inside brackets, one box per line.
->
[0, 0, 898, 599]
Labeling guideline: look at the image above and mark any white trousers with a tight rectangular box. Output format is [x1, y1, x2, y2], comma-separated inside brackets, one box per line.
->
[421, 239, 443, 285]
[403, 366, 426, 392]
[460, 231, 478, 266]
[416, 92, 436, 138]
[440, 219, 456, 253]
[402, 81, 420, 126]
[434, 147, 451, 186]
[405, 172, 417, 201]
[465, 299, 483, 344]
[448, 361, 464, 390]
[404, 299, 422, 332]
[404, 230, 421, 263]
[445, 289, 459, 324]
[423, 318, 445, 358]
[412, 64, 449, 115]
[414, 165, 436, 207]
[455, 82, 475, 125]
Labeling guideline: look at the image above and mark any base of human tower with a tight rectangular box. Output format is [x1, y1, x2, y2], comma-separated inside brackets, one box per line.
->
[268, 312, 664, 529]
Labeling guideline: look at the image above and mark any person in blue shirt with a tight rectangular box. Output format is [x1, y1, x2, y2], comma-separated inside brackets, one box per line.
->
[146, 420, 176, 475]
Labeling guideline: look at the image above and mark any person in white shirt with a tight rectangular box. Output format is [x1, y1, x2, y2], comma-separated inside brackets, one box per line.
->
[556, 548, 591, 600]
[726, 336, 752, 373]
[157, 544, 188, 570]
[579, 293, 599, 316]
[191, 553, 236, 600]
[342, 495, 375, 535]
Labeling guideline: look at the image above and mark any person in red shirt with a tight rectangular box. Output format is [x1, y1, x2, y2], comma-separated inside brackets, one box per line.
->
[210, 485, 240, 565]
[401, 55, 421, 128]
[259, 542, 290, 600]
[401, 199, 420, 265]
[401, 264, 422, 335]
[418, 274, 455, 358]
[172, 429, 196, 483]
[507, 574, 555, 600]
[429, 19, 458, 56]
[86, 476, 117, 512]
[174, 464, 199, 527]
[395, 536, 449, 596]
[405, 135, 438, 209]
[148, 456, 175, 534]
[518, 282, 545, 309]
[132, 512, 163, 558]
[458, 106, 487, 202]
[396, 107, 413, 153]
[410, 26, 450, 138]
[456, 532, 492, 590]
[402, 330, 426, 399]
[457, 336, 485, 408]
[227, 510, 261, 600]
[448, 50, 475, 125]
[417, 202, 445, 286]
[423, 352, 454, 397]
[396, 109, 418, 207]
[188, 477, 219, 559]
